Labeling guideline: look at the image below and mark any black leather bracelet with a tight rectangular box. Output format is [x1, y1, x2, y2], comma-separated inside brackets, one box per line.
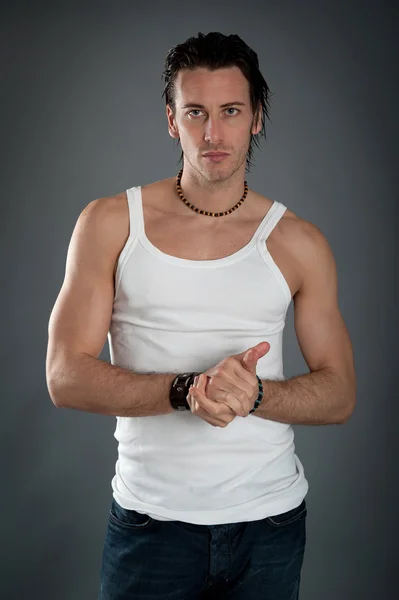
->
[171, 372, 264, 414]
[170, 372, 201, 411]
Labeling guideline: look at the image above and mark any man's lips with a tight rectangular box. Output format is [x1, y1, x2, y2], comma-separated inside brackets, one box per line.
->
[202, 152, 230, 162]
[202, 152, 230, 157]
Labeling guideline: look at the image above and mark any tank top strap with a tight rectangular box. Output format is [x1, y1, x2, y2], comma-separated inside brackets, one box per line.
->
[125, 185, 144, 241]
[257, 201, 288, 242]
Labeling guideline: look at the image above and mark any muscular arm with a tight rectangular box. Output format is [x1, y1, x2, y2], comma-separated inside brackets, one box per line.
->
[46, 196, 175, 417]
[49, 352, 176, 417]
[255, 368, 349, 425]
[254, 222, 356, 425]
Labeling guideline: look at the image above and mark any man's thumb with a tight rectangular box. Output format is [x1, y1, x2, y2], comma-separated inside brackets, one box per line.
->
[241, 341, 270, 371]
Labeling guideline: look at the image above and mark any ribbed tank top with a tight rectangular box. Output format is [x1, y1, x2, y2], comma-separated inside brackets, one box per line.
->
[107, 184, 309, 525]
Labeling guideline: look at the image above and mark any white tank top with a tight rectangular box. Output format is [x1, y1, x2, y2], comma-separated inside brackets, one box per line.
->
[107, 184, 309, 525]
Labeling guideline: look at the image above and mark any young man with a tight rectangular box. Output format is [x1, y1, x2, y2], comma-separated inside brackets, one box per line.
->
[46, 32, 356, 599]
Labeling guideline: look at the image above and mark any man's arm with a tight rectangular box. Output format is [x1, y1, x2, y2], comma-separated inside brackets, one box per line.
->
[46, 196, 175, 417]
[254, 221, 356, 425]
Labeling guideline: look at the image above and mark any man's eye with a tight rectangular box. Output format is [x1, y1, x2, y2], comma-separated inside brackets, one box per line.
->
[188, 108, 239, 117]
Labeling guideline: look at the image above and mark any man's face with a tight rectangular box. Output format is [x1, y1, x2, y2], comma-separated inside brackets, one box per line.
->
[166, 66, 261, 182]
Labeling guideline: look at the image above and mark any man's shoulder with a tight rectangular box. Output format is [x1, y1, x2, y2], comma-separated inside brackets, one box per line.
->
[84, 191, 134, 242]
[87, 191, 127, 216]
[80, 194, 130, 277]
[291, 216, 332, 261]
[259, 196, 334, 289]
[88, 175, 173, 223]
[277, 209, 336, 292]
[270, 200, 329, 254]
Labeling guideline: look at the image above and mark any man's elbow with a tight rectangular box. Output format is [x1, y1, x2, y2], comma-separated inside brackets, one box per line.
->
[46, 359, 70, 408]
[340, 391, 357, 423]
[47, 376, 65, 408]
[335, 365, 356, 423]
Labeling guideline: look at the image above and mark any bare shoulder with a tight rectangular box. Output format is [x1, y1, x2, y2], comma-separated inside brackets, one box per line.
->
[279, 208, 331, 253]
[78, 191, 130, 277]
[254, 192, 336, 293]
[83, 191, 129, 247]
[87, 191, 128, 219]
[290, 215, 334, 267]
[252, 190, 325, 249]
[278, 209, 337, 291]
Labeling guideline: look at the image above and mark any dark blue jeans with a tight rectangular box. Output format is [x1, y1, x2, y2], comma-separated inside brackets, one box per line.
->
[98, 497, 307, 599]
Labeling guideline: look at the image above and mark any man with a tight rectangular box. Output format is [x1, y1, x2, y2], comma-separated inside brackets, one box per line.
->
[46, 32, 356, 599]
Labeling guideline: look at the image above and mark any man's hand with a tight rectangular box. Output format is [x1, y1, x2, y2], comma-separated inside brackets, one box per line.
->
[187, 341, 270, 427]
[186, 374, 237, 427]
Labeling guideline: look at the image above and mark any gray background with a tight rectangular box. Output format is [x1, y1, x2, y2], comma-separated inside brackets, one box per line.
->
[1, 0, 398, 598]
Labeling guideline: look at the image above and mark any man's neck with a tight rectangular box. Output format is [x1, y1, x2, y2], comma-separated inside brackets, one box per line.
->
[177, 166, 248, 216]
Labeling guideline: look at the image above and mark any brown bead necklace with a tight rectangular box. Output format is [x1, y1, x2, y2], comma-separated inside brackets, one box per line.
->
[175, 168, 248, 217]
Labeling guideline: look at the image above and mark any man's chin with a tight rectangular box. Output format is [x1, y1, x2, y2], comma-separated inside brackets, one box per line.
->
[201, 163, 232, 179]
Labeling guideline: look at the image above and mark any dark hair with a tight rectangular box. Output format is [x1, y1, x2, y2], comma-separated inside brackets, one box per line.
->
[161, 32, 272, 172]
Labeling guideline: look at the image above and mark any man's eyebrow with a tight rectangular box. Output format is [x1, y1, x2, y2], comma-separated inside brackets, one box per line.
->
[181, 101, 246, 109]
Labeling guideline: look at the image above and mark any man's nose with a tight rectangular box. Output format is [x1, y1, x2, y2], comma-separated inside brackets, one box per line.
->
[204, 117, 224, 144]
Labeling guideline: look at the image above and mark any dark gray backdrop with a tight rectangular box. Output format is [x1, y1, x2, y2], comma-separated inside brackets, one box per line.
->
[1, 1, 397, 598]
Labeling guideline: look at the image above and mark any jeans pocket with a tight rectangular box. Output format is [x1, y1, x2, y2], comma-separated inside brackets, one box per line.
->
[266, 499, 307, 527]
[109, 498, 155, 530]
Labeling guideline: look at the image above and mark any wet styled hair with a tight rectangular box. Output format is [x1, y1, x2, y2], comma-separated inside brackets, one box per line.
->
[161, 31, 272, 172]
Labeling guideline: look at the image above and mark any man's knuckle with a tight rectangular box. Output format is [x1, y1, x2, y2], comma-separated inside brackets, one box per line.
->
[217, 367, 227, 378]
[220, 356, 233, 371]
[238, 391, 247, 403]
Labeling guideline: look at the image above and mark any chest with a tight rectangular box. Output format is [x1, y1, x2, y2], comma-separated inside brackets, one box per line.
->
[142, 207, 302, 299]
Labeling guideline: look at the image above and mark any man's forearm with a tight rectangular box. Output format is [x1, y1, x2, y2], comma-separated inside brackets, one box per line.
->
[255, 367, 355, 425]
[47, 352, 176, 416]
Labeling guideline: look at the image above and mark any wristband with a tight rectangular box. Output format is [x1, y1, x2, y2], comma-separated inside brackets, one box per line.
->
[170, 372, 201, 411]
[249, 375, 264, 414]
[171, 373, 263, 413]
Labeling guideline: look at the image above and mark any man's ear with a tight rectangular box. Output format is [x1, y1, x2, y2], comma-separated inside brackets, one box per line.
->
[166, 104, 179, 139]
[251, 102, 262, 135]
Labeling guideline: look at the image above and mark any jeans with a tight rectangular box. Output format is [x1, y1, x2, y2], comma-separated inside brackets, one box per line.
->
[98, 497, 307, 599]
